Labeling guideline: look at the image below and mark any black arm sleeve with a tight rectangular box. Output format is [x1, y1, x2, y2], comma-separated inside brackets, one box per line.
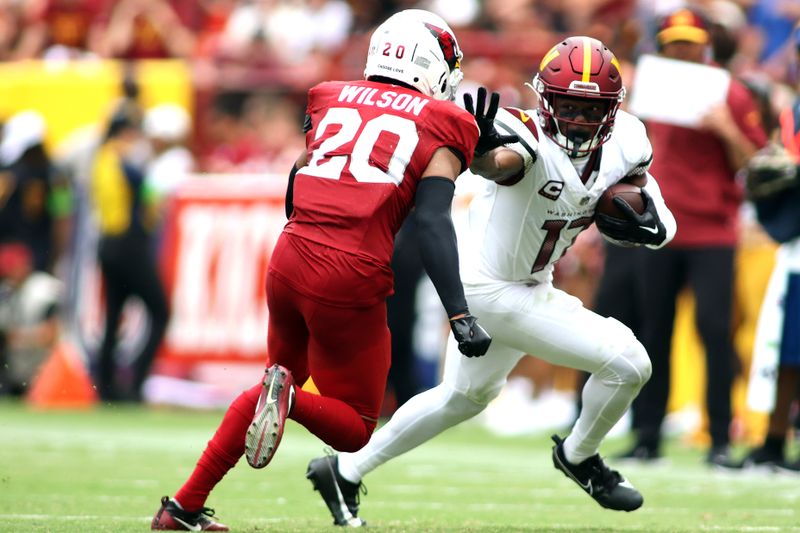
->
[285, 165, 299, 219]
[414, 177, 468, 318]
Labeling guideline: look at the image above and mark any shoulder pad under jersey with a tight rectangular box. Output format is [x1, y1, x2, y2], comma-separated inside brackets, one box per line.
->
[612, 110, 653, 175]
[494, 106, 539, 167]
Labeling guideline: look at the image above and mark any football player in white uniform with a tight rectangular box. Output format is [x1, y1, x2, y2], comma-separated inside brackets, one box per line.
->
[306, 36, 677, 524]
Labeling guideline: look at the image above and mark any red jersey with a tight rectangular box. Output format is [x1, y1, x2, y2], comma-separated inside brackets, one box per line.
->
[277, 80, 478, 305]
[31, 0, 105, 50]
[647, 78, 767, 247]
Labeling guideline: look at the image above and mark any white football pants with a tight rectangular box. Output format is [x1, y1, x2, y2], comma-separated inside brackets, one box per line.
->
[338, 280, 652, 481]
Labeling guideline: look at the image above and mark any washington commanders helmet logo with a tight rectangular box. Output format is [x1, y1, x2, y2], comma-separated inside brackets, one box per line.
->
[539, 180, 564, 200]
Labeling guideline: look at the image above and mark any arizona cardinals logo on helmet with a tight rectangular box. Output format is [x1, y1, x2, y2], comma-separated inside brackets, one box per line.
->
[424, 22, 460, 71]
[363, 9, 464, 101]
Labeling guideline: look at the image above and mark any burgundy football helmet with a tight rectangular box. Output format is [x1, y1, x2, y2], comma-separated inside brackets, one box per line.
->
[530, 36, 626, 157]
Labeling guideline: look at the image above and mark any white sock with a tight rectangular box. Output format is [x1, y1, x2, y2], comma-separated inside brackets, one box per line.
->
[336, 453, 361, 484]
[564, 360, 639, 464]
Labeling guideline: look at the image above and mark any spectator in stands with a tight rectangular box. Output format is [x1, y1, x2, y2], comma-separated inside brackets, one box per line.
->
[0, 2, 25, 61]
[0, 241, 62, 396]
[246, 93, 305, 175]
[731, 28, 800, 472]
[188, 0, 237, 58]
[142, 102, 194, 251]
[100, 0, 195, 59]
[706, 0, 748, 70]
[143, 103, 194, 198]
[220, 0, 351, 64]
[215, 0, 352, 91]
[618, 7, 768, 466]
[12, 0, 107, 60]
[89, 101, 169, 402]
[200, 91, 264, 173]
[0, 110, 71, 273]
[747, 0, 800, 65]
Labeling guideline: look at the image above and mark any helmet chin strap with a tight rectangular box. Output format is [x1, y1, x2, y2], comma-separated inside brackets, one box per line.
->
[555, 121, 592, 158]
[566, 131, 590, 158]
[445, 68, 463, 101]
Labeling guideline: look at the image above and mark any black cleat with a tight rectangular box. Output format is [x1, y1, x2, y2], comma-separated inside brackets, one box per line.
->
[706, 445, 737, 468]
[306, 453, 367, 527]
[151, 496, 229, 531]
[777, 458, 800, 473]
[551, 434, 643, 512]
[727, 445, 786, 471]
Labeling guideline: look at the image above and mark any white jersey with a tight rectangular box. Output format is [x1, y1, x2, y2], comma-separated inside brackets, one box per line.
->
[458, 107, 653, 285]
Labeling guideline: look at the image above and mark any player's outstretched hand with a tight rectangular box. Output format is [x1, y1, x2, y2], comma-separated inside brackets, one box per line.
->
[450, 314, 492, 357]
[463, 87, 518, 157]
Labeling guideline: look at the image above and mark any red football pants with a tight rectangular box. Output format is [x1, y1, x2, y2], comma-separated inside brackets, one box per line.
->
[266, 270, 391, 428]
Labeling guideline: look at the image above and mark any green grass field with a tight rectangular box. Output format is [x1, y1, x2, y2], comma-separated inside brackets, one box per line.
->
[1, 399, 798, 533]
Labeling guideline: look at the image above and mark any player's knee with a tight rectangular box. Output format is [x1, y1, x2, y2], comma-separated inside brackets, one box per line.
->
[619, 339, 652, 389]
[599, 339, 650, 390]
[333, 419, 375, 452]
[450, 387, 489, 417]
[426, 382, 489, 422]
[460, 381, 505, 408]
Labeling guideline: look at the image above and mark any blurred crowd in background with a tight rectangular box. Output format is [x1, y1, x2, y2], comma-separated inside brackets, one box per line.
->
[0, 0, 799, 463]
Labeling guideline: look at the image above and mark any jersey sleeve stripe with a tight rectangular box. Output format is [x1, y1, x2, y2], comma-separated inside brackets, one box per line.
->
[504, 107, 539, 140]
[496, 118, 537, 161]
[629, 152, 654, 175]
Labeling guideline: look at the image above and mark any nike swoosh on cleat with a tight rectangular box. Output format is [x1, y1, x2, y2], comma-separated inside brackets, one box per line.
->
[346, 517, 365, 527]
[172, 516, 202, 531]
[555, 452, 593, 494]
[639, 225, 659, 234]
[266, 375, 277, 405]
[327, 461, 356, 524]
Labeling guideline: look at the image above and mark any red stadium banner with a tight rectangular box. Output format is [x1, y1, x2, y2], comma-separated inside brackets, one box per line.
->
[158, 174, 287, 360]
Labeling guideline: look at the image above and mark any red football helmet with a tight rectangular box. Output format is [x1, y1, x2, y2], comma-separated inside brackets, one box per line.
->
[530, 36, 626, 157]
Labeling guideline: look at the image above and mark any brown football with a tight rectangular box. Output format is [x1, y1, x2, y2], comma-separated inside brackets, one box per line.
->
[596, 183, 645, 219]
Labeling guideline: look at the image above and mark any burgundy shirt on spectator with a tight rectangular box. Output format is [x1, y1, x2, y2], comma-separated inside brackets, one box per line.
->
[28, 0, 106, 51]
[647, 79, 768, 247]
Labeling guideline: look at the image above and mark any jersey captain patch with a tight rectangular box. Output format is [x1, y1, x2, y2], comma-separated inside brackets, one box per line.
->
[539, 180, 564, 200]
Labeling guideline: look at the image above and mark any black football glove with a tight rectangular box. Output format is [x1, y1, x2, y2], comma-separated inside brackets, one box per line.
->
[595, 189, 666, 246]
[463, 87, 519, 157]
[450, 314, 492, 357]
[745, 143, 799, 200]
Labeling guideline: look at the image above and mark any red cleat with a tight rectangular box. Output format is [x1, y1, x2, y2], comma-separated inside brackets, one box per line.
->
[151, 496, 229, 531]
[245, 364, 295, 468]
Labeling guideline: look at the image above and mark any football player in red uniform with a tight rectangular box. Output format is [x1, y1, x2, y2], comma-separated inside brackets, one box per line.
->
[151, 9, 496, 531]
